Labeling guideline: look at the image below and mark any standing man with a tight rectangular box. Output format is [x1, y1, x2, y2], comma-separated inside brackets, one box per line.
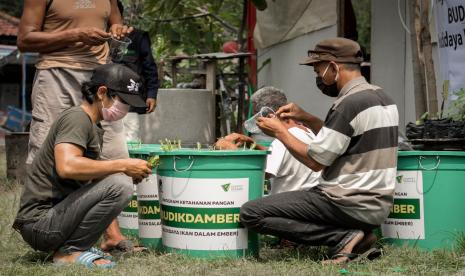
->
[116, 1, 159, 142]
[17, 0, 132, 163]
[240, 38, 399, 263]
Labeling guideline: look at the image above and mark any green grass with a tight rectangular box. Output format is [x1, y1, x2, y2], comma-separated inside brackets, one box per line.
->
[1, 185, 464, 275]
[0, 146, 464, 276]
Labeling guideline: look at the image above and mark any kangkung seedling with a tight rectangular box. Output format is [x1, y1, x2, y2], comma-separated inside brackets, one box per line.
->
[249, 142, 257, 150]
[148, 155, 160, 167]
[159, 139, 182, 151]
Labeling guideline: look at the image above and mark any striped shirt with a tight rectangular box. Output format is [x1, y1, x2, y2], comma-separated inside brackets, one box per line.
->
[307, 77, 399, 225]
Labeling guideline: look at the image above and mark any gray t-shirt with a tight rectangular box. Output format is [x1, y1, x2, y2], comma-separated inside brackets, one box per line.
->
[14, 107, 103, 227]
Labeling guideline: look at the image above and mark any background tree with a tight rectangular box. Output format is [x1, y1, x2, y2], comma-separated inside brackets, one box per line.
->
[122, 0, 243, 59]
[0, 1, 23, 18]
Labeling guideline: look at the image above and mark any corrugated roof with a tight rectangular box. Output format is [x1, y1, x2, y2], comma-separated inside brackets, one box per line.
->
[0, 11, 19, 37]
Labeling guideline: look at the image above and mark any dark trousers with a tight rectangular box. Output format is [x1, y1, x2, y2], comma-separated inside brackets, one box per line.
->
[240, 187, 377, 253]
[19, 173, 133, 254]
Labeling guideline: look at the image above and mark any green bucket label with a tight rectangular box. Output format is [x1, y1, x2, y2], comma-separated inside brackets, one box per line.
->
[381, 171, 425, 239]
[137, 175, 162, 239]
[118, 188, 139, 231]
[159, 176, 249, 251]
[123, 195, 138, 212]
[139, 200, 161, 219]
[161, 205, 241, 229]
[388, 199, 420, 219]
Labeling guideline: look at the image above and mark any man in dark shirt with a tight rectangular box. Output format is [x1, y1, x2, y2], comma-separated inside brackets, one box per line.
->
[13, 64, 152, 268]
[116, 1, 159, 141]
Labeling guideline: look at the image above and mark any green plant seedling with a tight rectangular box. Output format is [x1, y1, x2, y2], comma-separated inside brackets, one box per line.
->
[148, 155, 160, 167]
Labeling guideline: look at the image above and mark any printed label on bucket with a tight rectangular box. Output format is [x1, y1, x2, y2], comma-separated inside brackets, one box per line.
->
[137, 175, 162, 239]
[159, 176, 249, 250]
[381, 170, 425, 239]
[118, 193, 139, 229]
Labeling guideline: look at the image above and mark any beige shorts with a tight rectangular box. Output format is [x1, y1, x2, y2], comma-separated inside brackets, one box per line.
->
[27, 68, 129, 164]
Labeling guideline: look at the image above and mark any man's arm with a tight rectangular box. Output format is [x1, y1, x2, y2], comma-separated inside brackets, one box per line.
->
[300, 113, 324, 135]
[275, 130, 325, 172]
[257, 117, 325, 172]
[17, 0, 110, 53]
[276, 103, 324, 135]
[108, 0, 133, 39]
[54, 143, 152, 182]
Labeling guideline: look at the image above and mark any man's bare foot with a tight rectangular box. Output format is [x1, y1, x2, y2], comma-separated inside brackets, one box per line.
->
[53, 251, 112, 266]
[353, 232, 377, 254]
[100, 219, 127, 251]
[322, 231, 365, 265]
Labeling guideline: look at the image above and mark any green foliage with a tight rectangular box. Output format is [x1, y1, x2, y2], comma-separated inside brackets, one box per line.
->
[0, 1, 23, 18]
[446, 89, 465, 121]
[147, 155, 160, 167]
[132, 0, 242, 58]
[351, 0, 371, 55]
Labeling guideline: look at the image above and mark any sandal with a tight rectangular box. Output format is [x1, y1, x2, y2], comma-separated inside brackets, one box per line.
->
[353, 247, 383, 262]
[54, 251, 116, 268]
[322, 252, 359, 264]
[89, 247, 113, 260]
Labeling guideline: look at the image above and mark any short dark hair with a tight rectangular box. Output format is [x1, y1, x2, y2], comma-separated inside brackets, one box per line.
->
[117, 0, 124, 16]
[341, 63, 361, 71]
[81, 82, 117, 104]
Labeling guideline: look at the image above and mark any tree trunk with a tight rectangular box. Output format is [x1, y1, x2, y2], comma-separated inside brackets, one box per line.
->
[419, 0, 438, 116]
[408, 0, 427, 119]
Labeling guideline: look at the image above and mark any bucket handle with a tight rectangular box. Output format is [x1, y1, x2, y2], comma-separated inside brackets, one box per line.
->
[173, 156, 195, 172]
[418, 156, 440, 171]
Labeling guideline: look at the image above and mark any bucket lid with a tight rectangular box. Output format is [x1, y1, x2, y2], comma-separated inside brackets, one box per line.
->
[128, 144, 163, 155]
[398, 150, 465, 157]
[144, 149, 269, 156]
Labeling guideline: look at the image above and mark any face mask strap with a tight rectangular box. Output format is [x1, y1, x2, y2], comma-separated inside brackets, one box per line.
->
[322, 63, 331, 78]
[322, 62, 339, 84]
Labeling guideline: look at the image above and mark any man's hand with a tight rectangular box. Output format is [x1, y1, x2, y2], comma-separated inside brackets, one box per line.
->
[223, 133, 255, 147]
[122, 158, 152, 183]
[146, 98, 157, 113]
[256, 117, 288, 138]
[276, 103, 309, 121]
[109, 24, 133, 40]
[215, 139, 238, 150]
[215, 133, 253, 150]
[73, 27, 111, 46]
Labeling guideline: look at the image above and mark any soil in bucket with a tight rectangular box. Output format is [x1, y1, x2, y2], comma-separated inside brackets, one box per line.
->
[156, 148, 268, 258]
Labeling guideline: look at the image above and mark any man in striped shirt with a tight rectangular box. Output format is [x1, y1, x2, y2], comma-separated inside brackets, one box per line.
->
[240, 38, 399, 263]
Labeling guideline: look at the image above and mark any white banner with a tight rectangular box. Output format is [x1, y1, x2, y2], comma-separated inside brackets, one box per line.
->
[435, 0, 465, 98]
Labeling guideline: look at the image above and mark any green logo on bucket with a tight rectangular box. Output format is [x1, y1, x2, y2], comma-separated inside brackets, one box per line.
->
[396, 175, 403, 184]
[388, 198, 420, 219]
[221, 183, 231, 192]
